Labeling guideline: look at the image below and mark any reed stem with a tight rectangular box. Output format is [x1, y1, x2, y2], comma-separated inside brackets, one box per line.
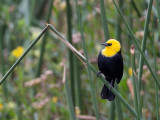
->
[115, 84, 123, 120]
[137, 0, 153, 116]
[75, 0, 100, 119]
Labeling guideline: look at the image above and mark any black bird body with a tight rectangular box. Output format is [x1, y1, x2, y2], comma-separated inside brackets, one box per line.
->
[97, 39, 123, 101]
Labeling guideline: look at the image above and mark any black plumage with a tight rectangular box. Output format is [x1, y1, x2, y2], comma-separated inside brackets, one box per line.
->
[98, 50, 123, 101]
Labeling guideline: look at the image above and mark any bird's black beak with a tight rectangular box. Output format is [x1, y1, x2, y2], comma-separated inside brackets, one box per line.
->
[101, 43, 112, 46]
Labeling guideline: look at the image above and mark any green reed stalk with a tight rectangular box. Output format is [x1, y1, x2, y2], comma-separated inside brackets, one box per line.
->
[65, 78, 76, 120]
[131, 0, 141, 17]
[136, 0, 153, 116]
[109, 102, 115, 120]
[153, 36, 159, 120]
[66, 0, 75, 106]
[0, 28, 7, 97]
[112, 0, 160, 90]
[99, 0, 110, 40]
[29, 0, 36, 25]
[115, 84, 123, 120]
[115, 0, 123, 119]
[99, 0, 116, 119]
[74, 56, 83, 112]
[153, 15, 159, 120]
[36, 0, 53, 77]
[48, 24, 141, 119]
[115, 0, 123, 43]
[155, 0, 160, 36]
[130, 46, 138, 117]
[75, 0, 100, 119]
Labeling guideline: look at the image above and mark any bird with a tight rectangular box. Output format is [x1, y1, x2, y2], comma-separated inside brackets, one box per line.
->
[97, 39, 123, 101]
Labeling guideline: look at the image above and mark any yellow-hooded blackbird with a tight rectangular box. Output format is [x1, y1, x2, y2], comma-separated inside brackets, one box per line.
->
[97, 39, 123, 101]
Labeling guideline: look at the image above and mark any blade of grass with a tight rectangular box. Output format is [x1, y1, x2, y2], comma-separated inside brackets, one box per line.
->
[115, 1, 123, 119]
[74, 56, 83, 112]
[112, 0, 160, 90]
[131, 0, 141, 17]
[48, 24, 141, 119]
[115, 83, 123, 120]
[29, 0, 36, 25]
[75, 0, 100, 119]
[36, 0, 53, 77]
[109, 102, 115, 120]
[155, 0, 160, 36]
[99, 0, 116, 119]
[115, 0, 123, 42]
[99, 0, 110, 40]
[152, 15, 159, 120]
[0, 27, 7, 98]
[136, 0, 153, 117]
[63, 62, 76, 120]
[153, 37, 159, 120]
[66, 0, 75, 106]
[0, 25, 49, 85]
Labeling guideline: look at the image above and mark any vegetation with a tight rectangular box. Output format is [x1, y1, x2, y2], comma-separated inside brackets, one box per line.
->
[0, 0, 160, 120]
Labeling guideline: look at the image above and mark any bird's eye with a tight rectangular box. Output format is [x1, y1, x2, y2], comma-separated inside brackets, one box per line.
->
[108, 43, 112, 46]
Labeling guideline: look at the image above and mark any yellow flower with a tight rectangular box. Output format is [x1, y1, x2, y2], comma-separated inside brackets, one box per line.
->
[52, 96, 58, 103]
[129, 68, 132, 76]
[11, 46, 24, 58]
[75, 106, 81, 116]
[0, 103, 3, 111]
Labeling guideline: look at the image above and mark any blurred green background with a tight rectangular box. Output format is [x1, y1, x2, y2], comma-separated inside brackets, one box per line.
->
[0, 0, 160, 120]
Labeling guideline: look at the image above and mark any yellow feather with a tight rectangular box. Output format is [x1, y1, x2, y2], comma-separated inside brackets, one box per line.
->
[102, 39, 121, 57]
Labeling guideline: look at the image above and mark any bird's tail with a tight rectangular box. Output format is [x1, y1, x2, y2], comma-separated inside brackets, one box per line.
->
[101, 84, 115, 101]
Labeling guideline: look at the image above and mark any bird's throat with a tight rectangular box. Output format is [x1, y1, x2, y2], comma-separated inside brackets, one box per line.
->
[102, 48, 117, 57]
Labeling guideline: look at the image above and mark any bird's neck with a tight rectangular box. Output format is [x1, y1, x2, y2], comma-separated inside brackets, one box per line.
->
[101, 48, 118, 57]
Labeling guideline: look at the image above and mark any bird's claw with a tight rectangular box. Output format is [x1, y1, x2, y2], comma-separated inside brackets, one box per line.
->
[109, 80, 114, 91]
[96, 71, 102, 77]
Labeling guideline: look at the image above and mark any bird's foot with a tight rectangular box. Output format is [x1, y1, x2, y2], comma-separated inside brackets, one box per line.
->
[96, 71, 102, 77]
[109, 80, 114, 91]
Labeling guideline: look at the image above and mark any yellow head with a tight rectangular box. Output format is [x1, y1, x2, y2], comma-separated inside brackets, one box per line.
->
[101, 39, 121, 57]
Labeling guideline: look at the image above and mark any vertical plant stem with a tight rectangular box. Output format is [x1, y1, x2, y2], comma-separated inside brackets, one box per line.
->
[137, 0, 153, 117]
[75, 0, 100, 119]
[130, 46, 138, 117]
[36, 0, 53, 77]
[99, 0, 116, 119]
[29, 0, 36, 25]
[152, 15, 159, 120]
[0, 27, 7, 97]
[109, 102, 115, 120]
[99, 0, 110, 40]
[115, 84, 123, 120]
[64, 69, 76, 120]
[74, 56, 83, 112]
[116, 0, 123, 42]
[155, 0, 160, 36]
[115, 1, 123, 119]
[131, 0, 141, 17]
[65, 0, 75, 106]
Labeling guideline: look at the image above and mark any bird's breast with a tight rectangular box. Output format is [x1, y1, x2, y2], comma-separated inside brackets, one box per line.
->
[101, 49, 117, 57]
